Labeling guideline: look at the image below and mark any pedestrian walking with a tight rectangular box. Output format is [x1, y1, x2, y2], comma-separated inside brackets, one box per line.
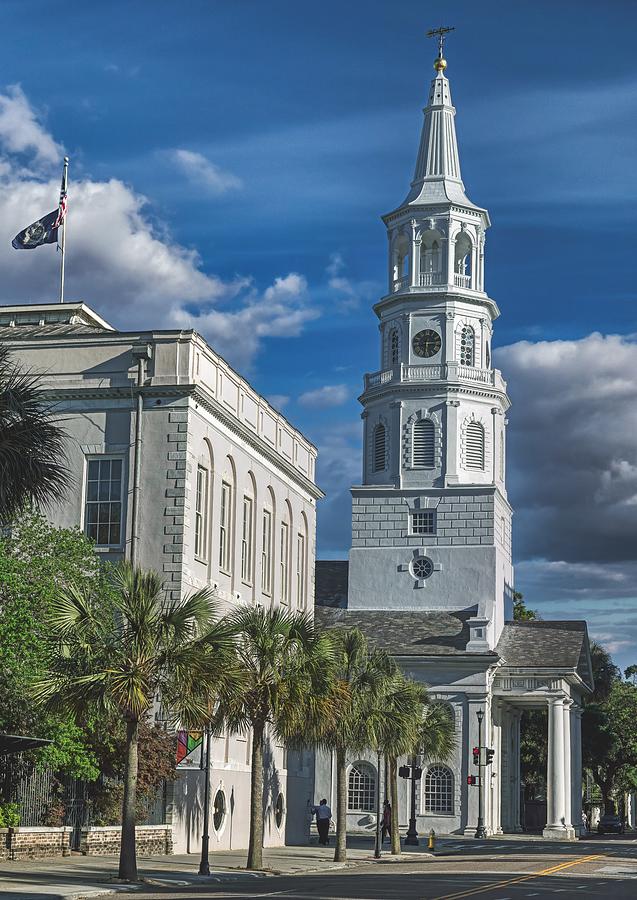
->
[312, 798, 332, 846]
[381, 799, 391, 844]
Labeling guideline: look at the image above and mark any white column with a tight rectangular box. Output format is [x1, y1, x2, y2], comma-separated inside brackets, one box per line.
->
[511, 711, 522, 832]
[444, 400, 460, 485]
[492, 702, 503, 834]
[571, 704, 583, 834]
[447, 225, 456, 287]
[544, 697, 575, 839]
[562, 699, 573, 829]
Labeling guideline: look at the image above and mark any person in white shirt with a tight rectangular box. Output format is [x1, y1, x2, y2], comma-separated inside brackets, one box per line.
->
[311, 798, 332, 846]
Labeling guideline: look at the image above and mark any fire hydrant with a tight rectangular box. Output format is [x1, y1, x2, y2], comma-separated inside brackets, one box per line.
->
[428, 828, 436, 851]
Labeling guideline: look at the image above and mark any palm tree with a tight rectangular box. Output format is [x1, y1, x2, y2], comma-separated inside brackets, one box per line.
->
[318, 628, 395, 863]
[215, 605, 335, 871]
[33, 563, 234, 882]
[0, 346, 69, 522]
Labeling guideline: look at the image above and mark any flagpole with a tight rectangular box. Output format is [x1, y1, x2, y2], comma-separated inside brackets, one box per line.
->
[59, 156, 69, 304]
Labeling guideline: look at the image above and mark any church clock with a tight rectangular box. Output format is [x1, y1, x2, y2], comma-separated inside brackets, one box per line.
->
[412, 329, 441, 358]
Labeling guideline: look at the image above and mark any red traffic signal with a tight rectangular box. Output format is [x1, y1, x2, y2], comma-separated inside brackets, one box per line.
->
[467, 775, 477, 785]
[472, 746, 480, 766]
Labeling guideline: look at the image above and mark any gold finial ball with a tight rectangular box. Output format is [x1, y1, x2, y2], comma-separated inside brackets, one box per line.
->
[434, 57, 447, 72]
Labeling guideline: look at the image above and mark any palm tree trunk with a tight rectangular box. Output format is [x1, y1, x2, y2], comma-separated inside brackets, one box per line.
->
[247, 721, 265, 870]
[118, 717, 139, 881]
[389, 755, 401, 855]
[334, 745, 347, 862]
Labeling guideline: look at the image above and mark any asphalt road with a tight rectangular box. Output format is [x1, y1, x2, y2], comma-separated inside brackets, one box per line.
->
[124, 835, 637, 900]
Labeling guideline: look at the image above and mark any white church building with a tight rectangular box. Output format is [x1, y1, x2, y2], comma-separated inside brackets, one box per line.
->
[1, 43, 594, 849]
[313, 48, 593, 840]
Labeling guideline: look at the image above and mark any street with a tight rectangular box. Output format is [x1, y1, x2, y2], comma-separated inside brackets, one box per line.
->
[98, 835, 637, 900]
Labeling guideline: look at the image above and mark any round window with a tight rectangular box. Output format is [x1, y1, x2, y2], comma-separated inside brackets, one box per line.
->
[412, 557, 434, 580]
[275, 792, 285, 829]
[213, 789, 226, 832]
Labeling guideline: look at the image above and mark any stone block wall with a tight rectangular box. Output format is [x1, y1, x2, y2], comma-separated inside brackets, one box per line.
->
[2, 826, 72, 859]
[79, 825, 173, 856]
[351, 490, 495, 548]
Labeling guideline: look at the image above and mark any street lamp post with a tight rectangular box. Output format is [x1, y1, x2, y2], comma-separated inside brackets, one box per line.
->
[374, 749, 382, 859]
[405, 754, 419, 846]
[475, 710, 487, 839]
[199, 725, 212, 875]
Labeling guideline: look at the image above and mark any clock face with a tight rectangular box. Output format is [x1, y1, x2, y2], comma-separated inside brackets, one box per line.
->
[412, 329, 441, 358]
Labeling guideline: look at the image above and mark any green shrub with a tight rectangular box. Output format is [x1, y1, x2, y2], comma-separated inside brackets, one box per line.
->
[0, 802, 20, 828]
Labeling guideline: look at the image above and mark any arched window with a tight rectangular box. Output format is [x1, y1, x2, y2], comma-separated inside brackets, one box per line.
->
[373, 424, 386, 472]
[348, 762, 376, 812]
[424, 765, 453, 814]
[454, 232, 472, 278]
[392, 235, 411, 290]
[413, 419, 435, 468]
[389, 328, 400, 365]
[459, 325, 475, 367]
[485, 341, 491, 369]
[465, 421, 485, 470]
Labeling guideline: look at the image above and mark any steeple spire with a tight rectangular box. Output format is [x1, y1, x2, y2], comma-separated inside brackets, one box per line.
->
[403, 29, 477, 209]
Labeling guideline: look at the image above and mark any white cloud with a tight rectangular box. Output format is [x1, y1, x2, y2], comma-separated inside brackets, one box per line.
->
[0, 86, 316, 370]
[171, 149, 242, 193]
[299, 383, 349, 409]
[325, 252, 378, 312]
[0, 85, 62, 168]
[267, 394, 290, 410]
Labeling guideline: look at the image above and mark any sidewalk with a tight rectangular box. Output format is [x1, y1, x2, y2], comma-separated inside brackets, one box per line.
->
[0, 839, 435, 900]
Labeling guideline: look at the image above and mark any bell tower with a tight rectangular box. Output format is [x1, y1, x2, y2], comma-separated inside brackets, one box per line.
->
[348, 40, 513, 650]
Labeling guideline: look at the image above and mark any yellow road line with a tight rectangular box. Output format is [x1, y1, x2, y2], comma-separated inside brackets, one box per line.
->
[429, 853, 605, 900]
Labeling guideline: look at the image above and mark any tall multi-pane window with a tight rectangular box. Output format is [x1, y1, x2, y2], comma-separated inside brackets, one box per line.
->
[424, 765, 453, 814]
[219, 481, 233, 573]
[280, 520, 290, 605]
[373, 424, 386, 472]
[459, 325, 475, 366]
[411, 510, 436, 535]
[194, 466, 209, 560]
[412, 419, 435, 468]
[84, 457, 123, 547]
[347, 763, 376, 812]
[296, 532, 306, 608]
[261, 508, 273, 595]
[241, 496, 254, 583]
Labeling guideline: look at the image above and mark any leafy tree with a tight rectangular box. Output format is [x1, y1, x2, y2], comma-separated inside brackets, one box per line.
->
[33, 564, 234, 882]
[0, 346, 69, 522]
[215, 606, 335, 871]
[589, 641, 620, 703]
[624, 664, 637, 685]
[512, 591, 538, 621]
[582, 680, 637, 810]
[0, 513, 106, 785]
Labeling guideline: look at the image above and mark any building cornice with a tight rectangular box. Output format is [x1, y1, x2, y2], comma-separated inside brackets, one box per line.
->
[42, 384, 324, 502]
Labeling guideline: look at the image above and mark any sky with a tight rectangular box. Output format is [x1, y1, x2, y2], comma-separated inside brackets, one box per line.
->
[0, 0, 636, 670]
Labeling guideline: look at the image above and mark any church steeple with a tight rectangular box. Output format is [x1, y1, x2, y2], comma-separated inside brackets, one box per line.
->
[403, 47, 478, 209]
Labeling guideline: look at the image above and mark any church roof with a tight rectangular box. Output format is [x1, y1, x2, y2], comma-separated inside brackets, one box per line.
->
[495, 620, 594, 690]
[314, 606, 495, 657]
[399, 63, 483, 213]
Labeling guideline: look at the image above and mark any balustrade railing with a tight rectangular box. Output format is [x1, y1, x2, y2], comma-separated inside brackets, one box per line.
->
[419, 272, 445, 287]
[392, 276, 408, 292]
[364, 362, 501, 390]
[454, 273, 471, 289]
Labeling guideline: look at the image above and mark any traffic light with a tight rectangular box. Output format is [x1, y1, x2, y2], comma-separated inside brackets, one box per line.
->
[467, 775, 477, 786]
[485, 748, 495, 766]
[472, 746, 480, 766]
[413, 766, 422, 781]
[399, 765, 410, 779]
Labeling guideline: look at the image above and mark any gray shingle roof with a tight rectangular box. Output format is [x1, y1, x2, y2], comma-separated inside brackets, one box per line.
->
[315, 560, 349, 608]
[0, 323, 104, 338]
[314, 606, 492, 656]
[496, 620, 593, 688]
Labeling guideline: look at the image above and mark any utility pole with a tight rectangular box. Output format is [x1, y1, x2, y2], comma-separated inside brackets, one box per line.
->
[475, 709, 487, 838]
[198, 726, 212, 875]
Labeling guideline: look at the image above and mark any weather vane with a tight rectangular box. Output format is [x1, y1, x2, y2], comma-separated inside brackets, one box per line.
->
[426, 25, 455, 65]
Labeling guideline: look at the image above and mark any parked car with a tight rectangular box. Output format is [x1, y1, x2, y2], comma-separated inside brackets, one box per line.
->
[597, 813, 625, 834]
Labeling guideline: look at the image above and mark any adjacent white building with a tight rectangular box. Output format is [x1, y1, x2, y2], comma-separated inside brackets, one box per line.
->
[314, 50, 593, 840]
[0, 302, 322, 851]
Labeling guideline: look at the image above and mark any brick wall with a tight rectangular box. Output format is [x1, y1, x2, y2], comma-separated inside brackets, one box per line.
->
[79, 825, 173, 856]
[351, 491, 495, 548]
[2, 827, 72, 859]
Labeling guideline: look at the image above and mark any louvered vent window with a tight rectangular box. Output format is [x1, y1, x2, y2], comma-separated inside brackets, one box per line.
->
[413, 419, 435, 468]
[373, 424, 386, 472]
[465, 421, 485, 470]
[460, 325, 475, 366]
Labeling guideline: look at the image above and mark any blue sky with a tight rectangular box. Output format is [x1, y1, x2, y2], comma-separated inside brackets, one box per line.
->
[0, 0, 636, 669]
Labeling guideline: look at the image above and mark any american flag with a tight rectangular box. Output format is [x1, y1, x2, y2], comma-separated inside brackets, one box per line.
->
[54, 173, 68, 230]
